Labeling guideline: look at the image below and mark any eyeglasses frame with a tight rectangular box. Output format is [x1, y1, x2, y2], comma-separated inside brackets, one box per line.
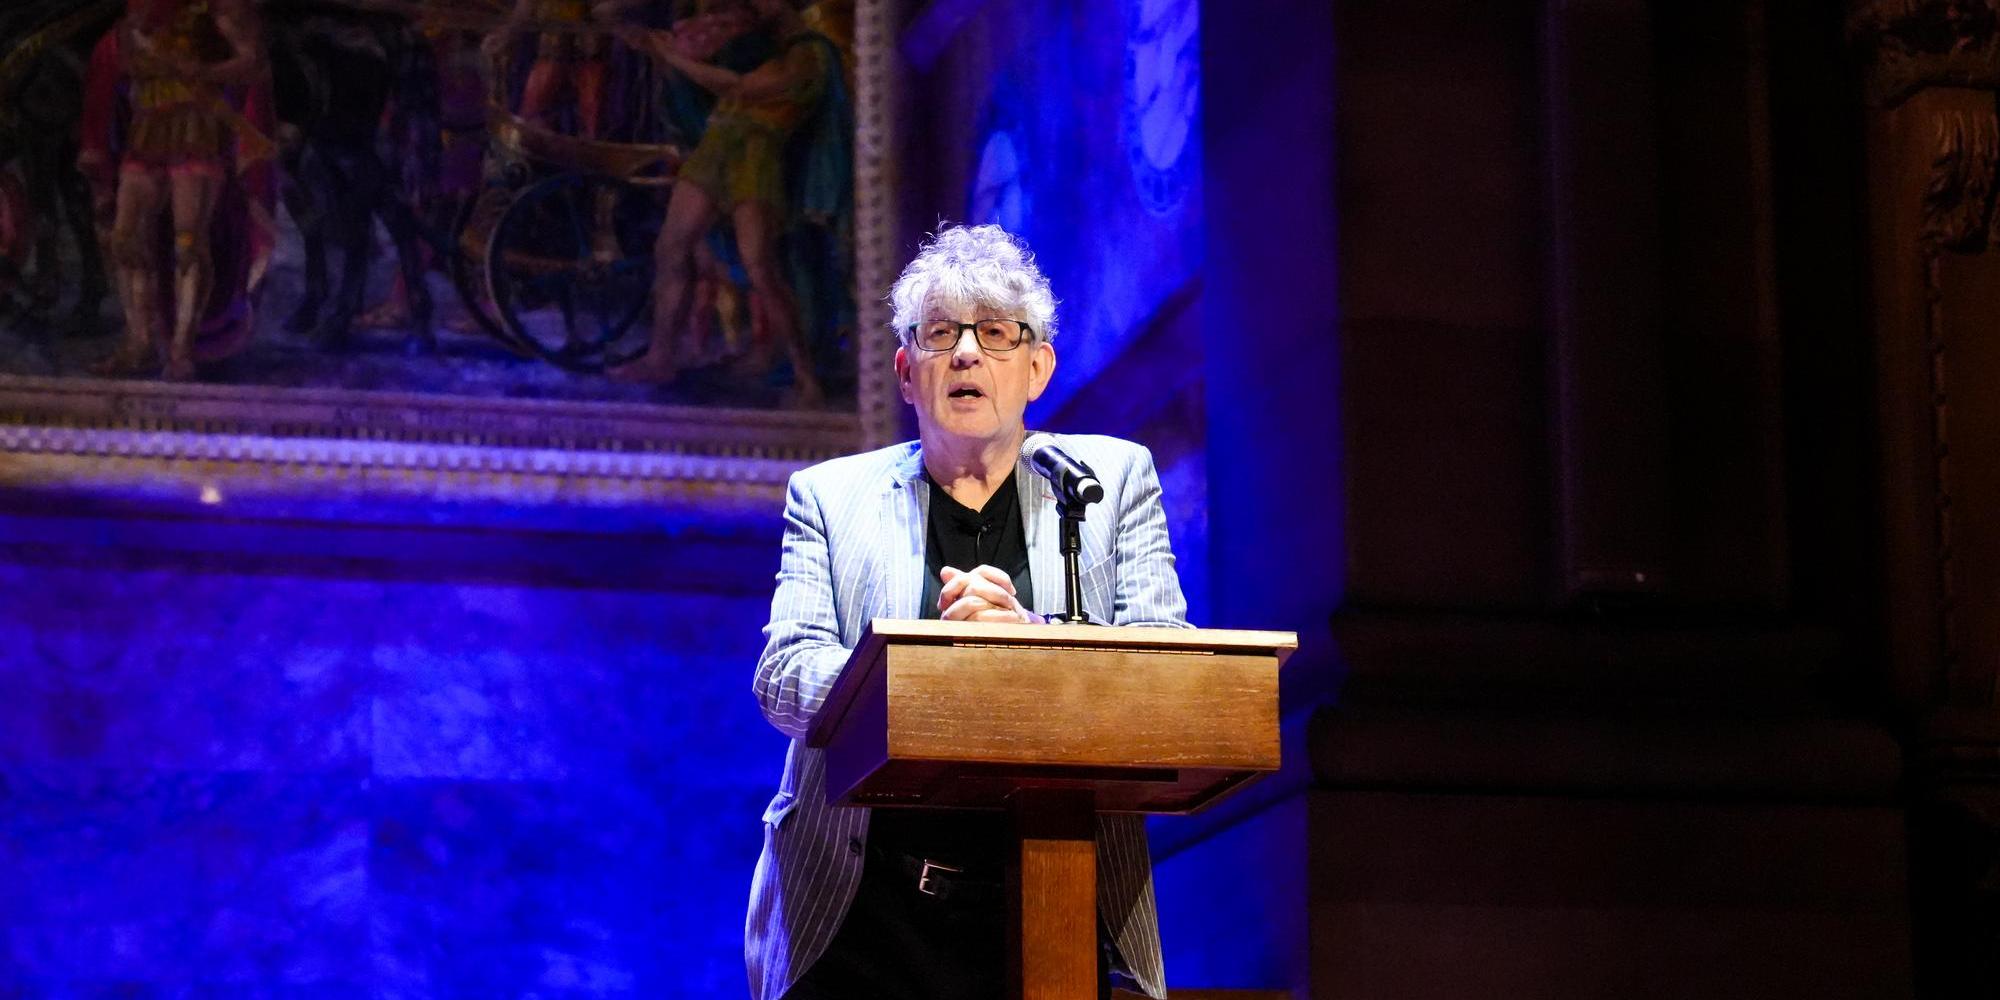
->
[904, 319, 1038, 354]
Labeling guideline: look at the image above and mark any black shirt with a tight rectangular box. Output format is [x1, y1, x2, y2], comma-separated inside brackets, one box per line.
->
[869, 470, 1034, 871]
[919, 470, 1035, 620]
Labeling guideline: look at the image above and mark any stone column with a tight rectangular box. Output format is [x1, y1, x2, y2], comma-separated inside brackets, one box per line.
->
[1851, 2, 2000, 993]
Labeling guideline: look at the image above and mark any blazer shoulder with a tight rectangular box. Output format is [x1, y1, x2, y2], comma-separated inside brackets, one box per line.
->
[1041, 433, 1153, 474]
[792, 441, 921, 493]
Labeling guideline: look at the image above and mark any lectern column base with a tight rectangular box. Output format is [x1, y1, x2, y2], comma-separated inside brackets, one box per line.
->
[1007, 788, 1099, 1000]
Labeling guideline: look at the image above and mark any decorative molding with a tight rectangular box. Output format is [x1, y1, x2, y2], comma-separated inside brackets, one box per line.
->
[853, 0, 903, 450]
[1852, 0, 2000, 106]
[1846, 72, 2000, 706]
[0, 423, 798, 511]
[0, 374, 847, 507]
[1920, 105, 2000, 250]
[1909, 105, 2000, 692]
[0, 374, 858, 457]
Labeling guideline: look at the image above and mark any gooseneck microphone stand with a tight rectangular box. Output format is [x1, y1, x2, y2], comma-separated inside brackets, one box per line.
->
[1055, 496, 1096, 624]
[1024, 433, 1106, 624]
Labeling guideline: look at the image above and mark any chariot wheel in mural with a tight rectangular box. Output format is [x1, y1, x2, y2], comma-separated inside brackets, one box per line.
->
[454, 109, 681, 373]
[485, 172, 656, 372]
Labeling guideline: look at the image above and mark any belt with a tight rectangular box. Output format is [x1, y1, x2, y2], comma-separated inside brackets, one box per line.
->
[883, 850, 1004, 905]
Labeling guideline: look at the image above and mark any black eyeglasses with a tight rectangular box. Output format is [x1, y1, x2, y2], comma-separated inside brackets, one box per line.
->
[906, 319, 1036, 353]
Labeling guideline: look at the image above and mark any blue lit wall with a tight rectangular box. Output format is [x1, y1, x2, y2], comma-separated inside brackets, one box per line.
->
[904, 0, 1208, 620]
[907, 0, 1342, 992]
[0, 534, 786, 995]
[918, 0, 1203, 417]
[901, 3, 1348, 993]
[1150, 0, 1341, 991]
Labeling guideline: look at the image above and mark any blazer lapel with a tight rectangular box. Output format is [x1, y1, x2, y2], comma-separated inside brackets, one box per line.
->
[878, 444, 929, 621]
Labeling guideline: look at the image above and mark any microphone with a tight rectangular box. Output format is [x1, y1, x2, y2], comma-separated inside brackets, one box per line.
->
[1022, 433, 1104, 507]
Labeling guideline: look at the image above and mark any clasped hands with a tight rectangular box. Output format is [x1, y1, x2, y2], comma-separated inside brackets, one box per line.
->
[937, 565, 1045, 625]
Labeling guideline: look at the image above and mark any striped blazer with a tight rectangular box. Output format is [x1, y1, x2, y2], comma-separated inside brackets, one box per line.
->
[745, 433, 1191, 1000]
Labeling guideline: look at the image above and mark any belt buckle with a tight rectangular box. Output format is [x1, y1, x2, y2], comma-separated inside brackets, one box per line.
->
[916, 858, 962, 897]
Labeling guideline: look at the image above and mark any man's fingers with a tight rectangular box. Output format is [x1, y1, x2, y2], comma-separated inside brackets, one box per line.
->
[969, 564, 1017, 595]
[968, 607, 1027, 624]
[944, 596, 992, 620]
[937, 565, 1016, 609]
[941, 595, 1032, 623]
[938, 576, 1018, 613]
[939, 564, 1014, 590]
[939, 576, 1005, 608]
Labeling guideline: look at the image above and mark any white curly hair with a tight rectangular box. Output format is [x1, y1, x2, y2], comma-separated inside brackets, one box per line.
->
[887, 224, 1059, 344]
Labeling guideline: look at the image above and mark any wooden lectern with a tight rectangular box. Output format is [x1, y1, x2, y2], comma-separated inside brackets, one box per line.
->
[805, 619, 1297, 1000]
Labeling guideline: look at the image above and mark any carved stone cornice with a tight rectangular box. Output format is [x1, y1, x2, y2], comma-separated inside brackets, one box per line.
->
[0, 374, 851, 510]
[1919, 104, 2000, 250]
[0, 374, 860, 453]
[0, 423, 798, 512]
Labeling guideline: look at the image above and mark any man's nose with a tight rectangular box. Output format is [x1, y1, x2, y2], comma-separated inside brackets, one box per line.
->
[949, 330, 983, 367]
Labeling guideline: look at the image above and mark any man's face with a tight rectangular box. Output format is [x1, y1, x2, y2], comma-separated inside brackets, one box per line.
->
[895, 303, 1056, 448]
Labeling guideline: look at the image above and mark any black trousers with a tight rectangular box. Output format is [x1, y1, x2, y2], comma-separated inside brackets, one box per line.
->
[784, 842, 1113, 1000]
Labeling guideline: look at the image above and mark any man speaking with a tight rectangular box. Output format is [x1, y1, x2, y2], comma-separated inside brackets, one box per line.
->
[746, 224, 1189, 999]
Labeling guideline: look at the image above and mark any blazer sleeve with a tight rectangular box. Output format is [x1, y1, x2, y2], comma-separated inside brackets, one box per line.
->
[1111, 445, 1194, 629]
[752, 471, 854, 740]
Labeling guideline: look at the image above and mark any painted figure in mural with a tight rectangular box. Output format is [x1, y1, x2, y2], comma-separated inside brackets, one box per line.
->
[82, 0, 275, 381]
[423, 12, 495, 227]
[490, 0, 628, 139]
[267, 3, 440, 353]
[646, 0, 771, 370]
[321, 0, 484, 341]
[0, 1, 117, 337]
[608, 0, 852, 404]
[0, 167, 29, 320]
[376, 9, 491, 333]
[746, 225, 1185, 1000]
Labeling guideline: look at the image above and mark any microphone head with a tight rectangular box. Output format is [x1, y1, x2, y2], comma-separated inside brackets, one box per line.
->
[1020, 432, 1104, 506]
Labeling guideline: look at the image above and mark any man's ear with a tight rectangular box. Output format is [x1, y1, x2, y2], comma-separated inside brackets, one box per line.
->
[1026, 341, 1056, 401]
[895, 345, 914, 404]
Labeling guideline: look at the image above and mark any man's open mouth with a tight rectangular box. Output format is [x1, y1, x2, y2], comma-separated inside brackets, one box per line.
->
[948, 385, 984, 398]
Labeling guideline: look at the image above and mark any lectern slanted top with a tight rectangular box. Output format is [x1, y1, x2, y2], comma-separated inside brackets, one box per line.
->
[804, 618, 1296, 815]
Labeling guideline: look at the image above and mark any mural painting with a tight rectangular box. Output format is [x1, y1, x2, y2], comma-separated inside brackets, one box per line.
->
[0, 0, 859, 420]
